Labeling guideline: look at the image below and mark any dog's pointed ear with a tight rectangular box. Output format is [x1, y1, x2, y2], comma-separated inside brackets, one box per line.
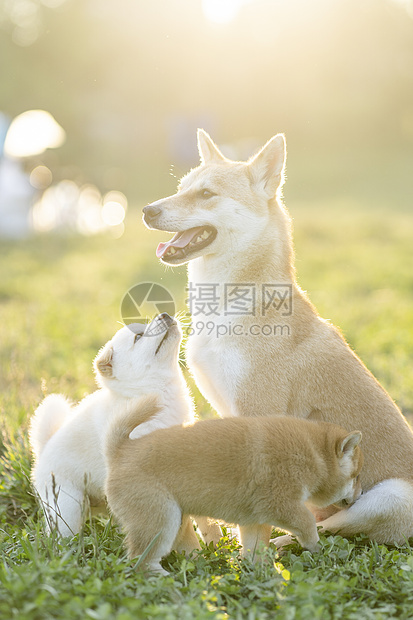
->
[247, 134, 286, 198]
[94, 346, 114, 378]
[337, 431, 362, 458]
[197, 129, 226, 165]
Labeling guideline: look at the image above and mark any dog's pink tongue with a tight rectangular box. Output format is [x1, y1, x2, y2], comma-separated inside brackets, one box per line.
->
[156, 228, 203, 258]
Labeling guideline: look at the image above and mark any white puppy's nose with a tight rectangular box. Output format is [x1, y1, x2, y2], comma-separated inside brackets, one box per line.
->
[157, 313, 174, 326]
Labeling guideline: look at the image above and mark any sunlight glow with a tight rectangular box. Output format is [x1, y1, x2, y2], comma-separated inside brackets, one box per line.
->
[4, 110, 66, 158]
[202, 0, 245, 24]
[392, 0, 413, 18]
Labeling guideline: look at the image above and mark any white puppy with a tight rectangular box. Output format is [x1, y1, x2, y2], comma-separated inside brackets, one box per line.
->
[30, 313, 195, 537]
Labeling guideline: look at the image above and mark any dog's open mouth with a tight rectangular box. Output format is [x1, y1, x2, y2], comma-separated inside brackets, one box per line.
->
[156, 226, 217, 263]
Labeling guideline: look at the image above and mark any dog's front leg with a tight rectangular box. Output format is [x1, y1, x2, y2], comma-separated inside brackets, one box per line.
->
[272, 504, 320, 553]
[239, 524, 272, 559]
[193, 515, 222, 546]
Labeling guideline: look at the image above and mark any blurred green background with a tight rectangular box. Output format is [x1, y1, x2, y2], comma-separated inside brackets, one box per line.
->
[0, 0, 412, 426]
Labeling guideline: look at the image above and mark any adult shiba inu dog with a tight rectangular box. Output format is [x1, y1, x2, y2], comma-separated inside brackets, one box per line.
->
[30, 313, 218, 543]
[105, 398, 363, 574]
[142, 129, 413, 545]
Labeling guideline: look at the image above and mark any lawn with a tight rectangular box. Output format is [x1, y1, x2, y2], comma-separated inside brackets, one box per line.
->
[1, 199, 413, 619]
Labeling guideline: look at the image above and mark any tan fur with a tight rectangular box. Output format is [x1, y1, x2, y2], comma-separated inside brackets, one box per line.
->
[105, 394, 161, 462]
[105, 409, 362, 573]
[143, 130, 413, 544]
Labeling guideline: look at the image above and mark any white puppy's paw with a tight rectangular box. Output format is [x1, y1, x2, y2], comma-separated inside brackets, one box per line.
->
[272, 534, 294, 549]
[129, 419, 165, 440]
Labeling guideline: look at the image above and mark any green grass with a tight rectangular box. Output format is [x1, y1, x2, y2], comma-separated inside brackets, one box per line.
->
[1, 200, 413, 618]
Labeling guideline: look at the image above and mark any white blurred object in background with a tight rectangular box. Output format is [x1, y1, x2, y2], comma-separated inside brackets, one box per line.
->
[0, 110, 65, 239]
[0, 156, 34, 239]
[0, 109, 128, 239]
[32, 182, 128, 238]
[4, 110, 66, 159]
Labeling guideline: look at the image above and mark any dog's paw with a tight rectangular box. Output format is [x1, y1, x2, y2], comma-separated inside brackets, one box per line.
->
[272, 534, 294, 550]
[305, 540, 321, 553]
[145, 562, 170, 576]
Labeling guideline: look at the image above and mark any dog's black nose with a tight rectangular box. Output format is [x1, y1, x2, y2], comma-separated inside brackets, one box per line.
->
[158, 313, 170, 320]
[143, 204, 162, 221]
[158, 313, 175, 327]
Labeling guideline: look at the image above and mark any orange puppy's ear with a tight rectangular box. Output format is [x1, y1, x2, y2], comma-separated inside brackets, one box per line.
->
[337, 431, 362, 458]
[94, 346, 114, 377]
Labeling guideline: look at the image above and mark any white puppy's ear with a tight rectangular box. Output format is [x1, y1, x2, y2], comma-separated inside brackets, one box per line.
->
[197, 128, 227, 165]
[247, 134, 286, 198]
[337, 431, 362, 458]
[94, 346, 114, 377]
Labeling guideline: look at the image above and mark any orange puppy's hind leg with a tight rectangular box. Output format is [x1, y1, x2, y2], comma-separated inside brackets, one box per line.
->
[239, 524, 272, 560]
[127, 496, 182, 575]
[173, 515, 201, 555]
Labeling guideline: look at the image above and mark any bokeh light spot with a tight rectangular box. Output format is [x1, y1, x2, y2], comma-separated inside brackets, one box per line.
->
[101, 201, 126, 226]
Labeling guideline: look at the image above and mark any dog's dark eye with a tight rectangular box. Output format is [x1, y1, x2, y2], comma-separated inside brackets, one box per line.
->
[134, 333, 142, 343]
[200, 189, 216, 199]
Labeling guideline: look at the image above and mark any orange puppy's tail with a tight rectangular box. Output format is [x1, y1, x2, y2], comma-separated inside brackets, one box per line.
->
[104, 394, 161, 463]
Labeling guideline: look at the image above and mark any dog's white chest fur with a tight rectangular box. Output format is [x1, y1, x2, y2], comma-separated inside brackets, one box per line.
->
[187, 319, 246, 418]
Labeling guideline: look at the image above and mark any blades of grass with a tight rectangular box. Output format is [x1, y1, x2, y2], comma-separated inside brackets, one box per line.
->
[131, 530, 162, 571]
